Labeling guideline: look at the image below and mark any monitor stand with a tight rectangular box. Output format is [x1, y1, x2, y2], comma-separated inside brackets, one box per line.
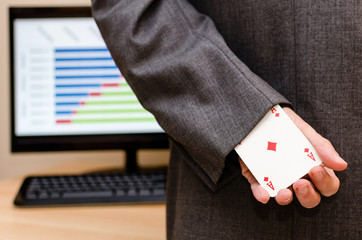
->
[125, 148, 168, 174]
[125, 148, 139, 173]
[87, 148, 167, 175]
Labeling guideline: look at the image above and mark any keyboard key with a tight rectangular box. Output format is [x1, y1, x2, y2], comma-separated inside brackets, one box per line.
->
[115, 190, 126, 196]
[63, 191, 113, 198]
[39, 192, 49, 199]
[127, 189, 137, 196]
[25, 192, 37, 199]
[50, 192, 61, 198]
[153, 189, 165, 196]
[139, 189, 151, 196]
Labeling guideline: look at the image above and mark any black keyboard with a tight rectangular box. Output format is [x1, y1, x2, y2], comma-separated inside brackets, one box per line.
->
[14, 171, 167, 207]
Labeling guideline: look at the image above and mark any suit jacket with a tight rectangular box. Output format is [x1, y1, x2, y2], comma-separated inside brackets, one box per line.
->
[92, 0, 361, 239]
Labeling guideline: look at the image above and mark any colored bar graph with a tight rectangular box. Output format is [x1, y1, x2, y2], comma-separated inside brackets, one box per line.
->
[56, 92, 134, 97]
[54, 47, 152, 125]
[55, 48, 109, 52]
[55, 109, 148, 115]
[56, 102, 80, 106]
[56, 84, 101, 88]
[56, 93, 88, 97]
[56, 120, 72, 124]
[55, 57, 113, 61]
[56, 111, 73, 114]
[102, 83, 120, 87]
[55, 75, 121, 79]
[84, 100, 140, 105]
[56, 100, 139, 106]
[56, 117, 156, 124]
[55, 66, 118, 70]
[55, 83, 121, 88]
[101, 92, 132, 96]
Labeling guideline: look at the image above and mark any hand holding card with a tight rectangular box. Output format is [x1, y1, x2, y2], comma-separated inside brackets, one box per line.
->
[235, 105, 347, 208]
[235, 105, 322, 197]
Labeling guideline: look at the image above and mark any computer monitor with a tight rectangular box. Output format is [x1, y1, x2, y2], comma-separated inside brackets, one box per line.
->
[9, 7, 169, 172]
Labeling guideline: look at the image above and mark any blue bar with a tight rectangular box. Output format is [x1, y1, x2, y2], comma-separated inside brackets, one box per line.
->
[56, 93, 88, 97]
[56, 111, 73, 114]
[55, 75, 120, 79]
[56, 84, 101, 88]
[56, 102, 80, 106]
[55, 48, 109, 52]
[55, 66, 118, 70]
[55, 58, 113, 61]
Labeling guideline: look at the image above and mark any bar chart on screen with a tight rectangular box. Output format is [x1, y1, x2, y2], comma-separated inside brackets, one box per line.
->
[14, 18, 161, 136]
[54, 47, 154, 124]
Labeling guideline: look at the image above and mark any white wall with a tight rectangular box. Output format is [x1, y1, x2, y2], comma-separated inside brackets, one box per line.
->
[0, 0, 169, 179]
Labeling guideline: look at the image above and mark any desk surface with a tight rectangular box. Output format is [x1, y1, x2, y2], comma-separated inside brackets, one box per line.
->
[0, 163, 166, 240]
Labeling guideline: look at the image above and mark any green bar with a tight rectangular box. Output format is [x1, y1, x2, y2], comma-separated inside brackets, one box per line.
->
[85, 100, 140, 105]
[76, 109, 148, 114]
[72, 117, 156, 123]
[102, 92, 134, 96]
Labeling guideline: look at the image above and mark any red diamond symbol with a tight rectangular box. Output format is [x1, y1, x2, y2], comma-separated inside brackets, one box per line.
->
[264, 177, 269, 182]
[304, 148, 309, 153]
[267, 141, 277, 151]
[275, 113, 280, 117]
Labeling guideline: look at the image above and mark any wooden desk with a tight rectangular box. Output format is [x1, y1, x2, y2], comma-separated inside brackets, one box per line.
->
[0, 163, 166, 240]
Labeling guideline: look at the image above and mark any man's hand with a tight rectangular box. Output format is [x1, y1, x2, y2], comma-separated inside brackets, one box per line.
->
[240, 107, 347, 208]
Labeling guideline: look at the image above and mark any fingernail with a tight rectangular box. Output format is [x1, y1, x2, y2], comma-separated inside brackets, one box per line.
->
[335, 154, 346, 164]
[281, 196, 292, 204]
[298, 185, 308, 195]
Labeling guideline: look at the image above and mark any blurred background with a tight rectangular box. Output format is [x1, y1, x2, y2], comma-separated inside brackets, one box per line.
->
[0, 0, 169, 179]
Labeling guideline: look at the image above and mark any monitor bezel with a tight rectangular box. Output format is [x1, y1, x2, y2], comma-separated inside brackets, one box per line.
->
[9, 7, 169, 153]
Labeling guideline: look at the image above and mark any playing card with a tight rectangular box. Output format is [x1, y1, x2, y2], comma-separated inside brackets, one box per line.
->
[234, 105, 322, 197]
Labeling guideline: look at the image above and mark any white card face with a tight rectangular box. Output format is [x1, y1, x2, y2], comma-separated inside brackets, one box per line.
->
[234, 105, 322, 197]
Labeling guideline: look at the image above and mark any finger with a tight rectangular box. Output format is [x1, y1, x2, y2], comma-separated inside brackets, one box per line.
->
[275, 188, 293, 205]
[309, 135, 347, 171]
[309, 165, 340, 197]
[293, 179, 321, 208]
[282, 108, 347, 171]
[250, 180, 270, 204]
[239, 158, 270, 204]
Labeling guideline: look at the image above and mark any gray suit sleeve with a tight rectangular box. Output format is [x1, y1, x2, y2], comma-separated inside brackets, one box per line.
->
[92, 0, 291, 187]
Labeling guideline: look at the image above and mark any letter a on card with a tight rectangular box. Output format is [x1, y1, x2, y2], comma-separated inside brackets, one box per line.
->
[307, 152, 316, 161]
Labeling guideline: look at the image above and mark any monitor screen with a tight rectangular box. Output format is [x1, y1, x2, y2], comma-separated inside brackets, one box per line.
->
[9, 7, 169, 166]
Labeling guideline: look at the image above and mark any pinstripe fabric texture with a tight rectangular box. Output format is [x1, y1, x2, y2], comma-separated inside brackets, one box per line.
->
[93, 0, 361, 239]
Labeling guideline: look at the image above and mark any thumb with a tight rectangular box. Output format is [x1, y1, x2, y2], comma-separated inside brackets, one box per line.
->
[283, 107, 347, 171]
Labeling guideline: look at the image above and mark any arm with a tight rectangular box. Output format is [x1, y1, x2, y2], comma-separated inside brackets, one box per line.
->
[92, 0, 347, 208]
[92, 0, 291, 187]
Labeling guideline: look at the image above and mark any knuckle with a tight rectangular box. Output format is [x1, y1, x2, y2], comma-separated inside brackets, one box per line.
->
[320, 137, 332, 148]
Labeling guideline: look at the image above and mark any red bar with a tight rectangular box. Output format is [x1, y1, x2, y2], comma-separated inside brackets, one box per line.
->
[90, 92, 102, 96]
[102, 83, 119, 87]
[81, 101, 86, 105]
[56, 120, 72, 124]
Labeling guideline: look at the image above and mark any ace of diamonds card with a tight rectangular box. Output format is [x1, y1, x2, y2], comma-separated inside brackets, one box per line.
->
[234, 105, 322, 197]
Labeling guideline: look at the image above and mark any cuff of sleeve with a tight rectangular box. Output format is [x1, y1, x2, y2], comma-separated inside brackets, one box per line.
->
[184, 99, 293, 189]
